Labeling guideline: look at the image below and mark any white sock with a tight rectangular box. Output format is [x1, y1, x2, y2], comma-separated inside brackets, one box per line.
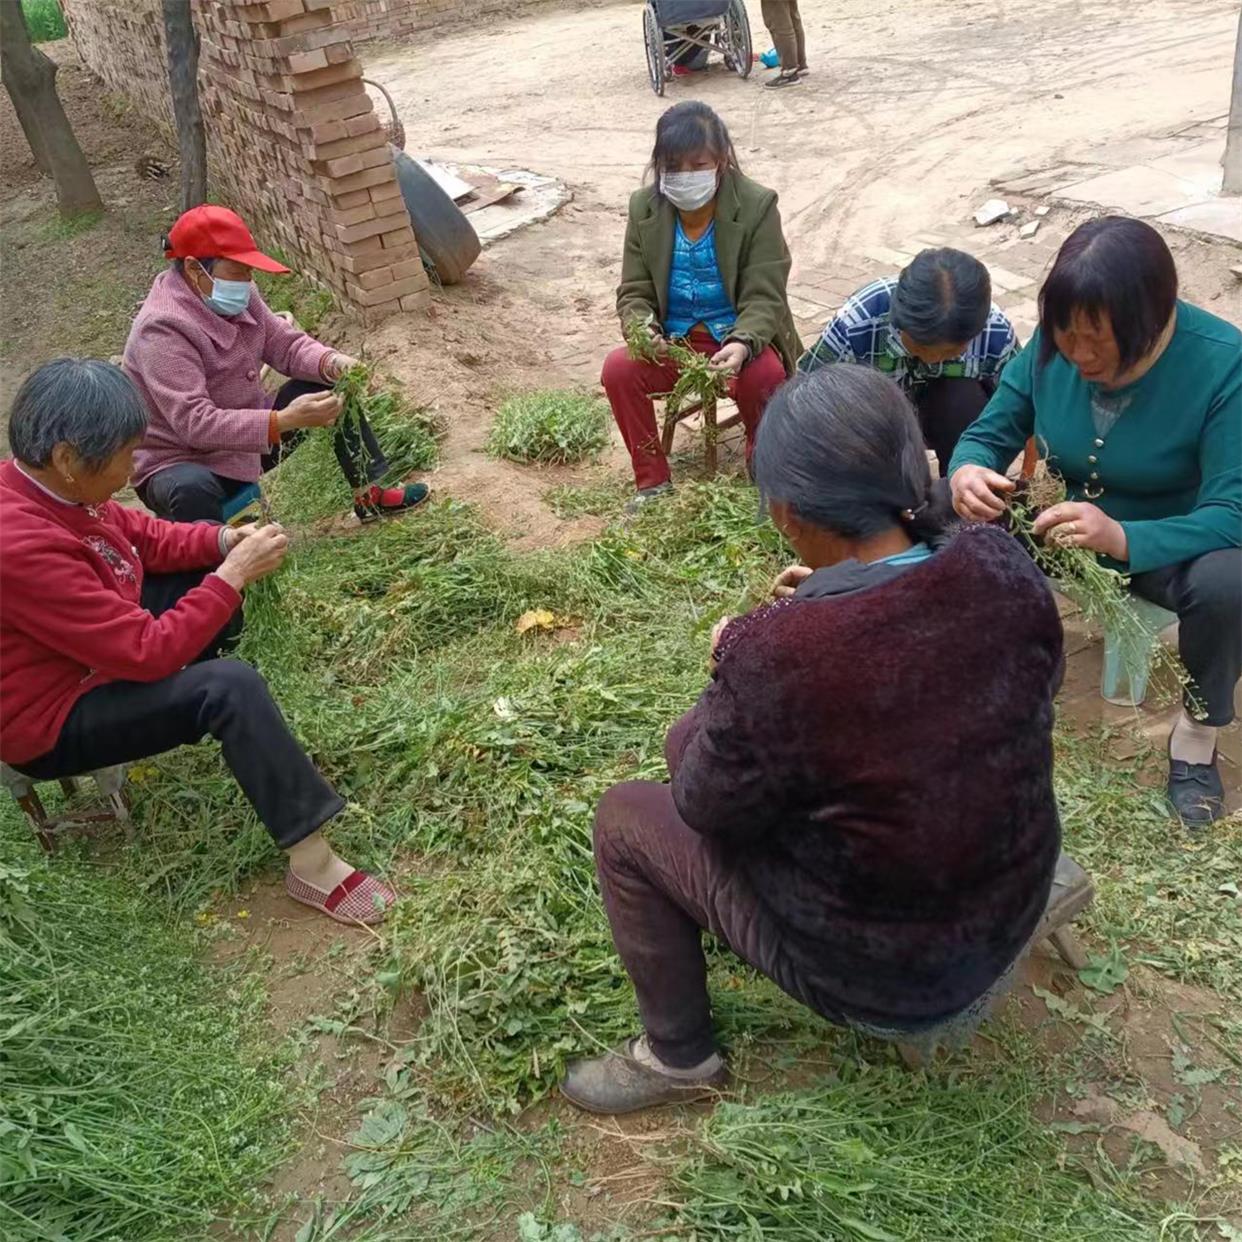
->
[631, 1033, 723, 1079]
[1169, 711, 1217, 766]
[286, 831, 354, 891]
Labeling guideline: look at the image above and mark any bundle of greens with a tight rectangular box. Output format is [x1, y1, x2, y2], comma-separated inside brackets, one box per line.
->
[624, 316, 728, 416]
[261, 362, 442, 528]
[1009, 462, 1194, 706]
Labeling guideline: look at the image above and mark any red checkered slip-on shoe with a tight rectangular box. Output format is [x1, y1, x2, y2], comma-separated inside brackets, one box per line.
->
[284, 867, 397, 925]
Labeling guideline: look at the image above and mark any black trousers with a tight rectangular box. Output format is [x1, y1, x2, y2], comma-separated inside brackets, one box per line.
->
[17, 571, 344, 850]
[912, 377, 993, 475]
[136, 379, 389, 523]
[1130, 548, 1241, 727]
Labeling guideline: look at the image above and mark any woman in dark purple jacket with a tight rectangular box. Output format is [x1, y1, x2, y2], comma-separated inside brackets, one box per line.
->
[561, 365, 1072, 1114]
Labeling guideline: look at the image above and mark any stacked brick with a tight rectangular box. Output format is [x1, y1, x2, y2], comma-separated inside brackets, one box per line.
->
[330, 0, 552, 45]
[61, 0, 429, 321]
[59, 3, 175, 131]
[195, 0, 429, 319]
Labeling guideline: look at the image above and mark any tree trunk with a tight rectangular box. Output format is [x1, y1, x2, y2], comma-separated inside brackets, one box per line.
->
[8, 82, 52, 176]
[0, 3, 102, 216]
[163, 0, 207, 212]
[1224, 10, 1242, 194]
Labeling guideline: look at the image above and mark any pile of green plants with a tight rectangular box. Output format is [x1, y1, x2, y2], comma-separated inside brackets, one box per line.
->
[7, 458, 1235, 1239]
[0, 850, 287, 1241]
[487, 390, 611, 465]
[671, 1066, 1186, 1240]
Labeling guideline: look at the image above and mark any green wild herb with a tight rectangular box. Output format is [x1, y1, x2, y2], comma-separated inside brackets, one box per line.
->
[22, 0, 67, 42]
[260, 362, 441, 527]
[1010, 462, 1196, 709]
[487, 390, 611, 465]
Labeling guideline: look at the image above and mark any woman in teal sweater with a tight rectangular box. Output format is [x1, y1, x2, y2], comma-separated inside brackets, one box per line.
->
[949, 217, 1240, 829]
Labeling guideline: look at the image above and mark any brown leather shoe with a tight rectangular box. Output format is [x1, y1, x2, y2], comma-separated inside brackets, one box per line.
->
[559, 1038, 727, 1115]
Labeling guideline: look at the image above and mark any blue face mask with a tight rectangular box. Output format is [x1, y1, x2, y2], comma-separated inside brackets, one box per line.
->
[202, 275, 252, 317]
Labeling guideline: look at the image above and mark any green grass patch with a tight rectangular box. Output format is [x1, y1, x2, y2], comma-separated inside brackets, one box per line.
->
[22, 0, 67, 42]
[0, 847, 288, 1241]
[280, 1089, 566, 1239]
[544, 476, 630, 519]
[670, 1065, 1187, 1239]
[1055, 728, 1242, 1001]
[38, 209, 105, 241]
[487, 390, 611, 465]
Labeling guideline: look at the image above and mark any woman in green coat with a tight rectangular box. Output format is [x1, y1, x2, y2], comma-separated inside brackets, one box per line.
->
[949, 217, 1241, 829]
[602, 102, 801, 509]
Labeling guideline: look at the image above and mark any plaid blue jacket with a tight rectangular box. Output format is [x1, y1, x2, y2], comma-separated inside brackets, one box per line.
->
[797, 277, 1019, 389]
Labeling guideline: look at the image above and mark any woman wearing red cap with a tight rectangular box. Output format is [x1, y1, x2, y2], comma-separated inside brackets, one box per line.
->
[123, 205, 428, 524]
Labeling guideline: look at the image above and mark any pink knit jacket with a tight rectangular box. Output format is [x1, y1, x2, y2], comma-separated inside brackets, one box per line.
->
[124, 269, 332, 487]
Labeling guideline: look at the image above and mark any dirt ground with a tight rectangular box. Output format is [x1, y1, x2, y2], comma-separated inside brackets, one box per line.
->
[2, 0, 1241, 1235]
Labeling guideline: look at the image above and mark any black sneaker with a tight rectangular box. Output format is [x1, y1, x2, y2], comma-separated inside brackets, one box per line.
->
[764, 71, 802, 89]
[354, 482, 430, 524]
[1167, 746, 1225, 830]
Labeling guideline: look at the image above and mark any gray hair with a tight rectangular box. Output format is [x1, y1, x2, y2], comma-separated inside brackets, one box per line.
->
[8, 358, 149, 470]
[890, 248, 992, 346]
[752, 365, 948, 544]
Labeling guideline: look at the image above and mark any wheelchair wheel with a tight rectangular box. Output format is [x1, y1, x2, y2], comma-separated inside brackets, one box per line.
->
[643, 3, 667, 96]
[721, 0, 752, 78]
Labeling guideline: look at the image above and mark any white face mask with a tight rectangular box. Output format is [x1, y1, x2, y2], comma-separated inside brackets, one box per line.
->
[660, 169, 718, 212]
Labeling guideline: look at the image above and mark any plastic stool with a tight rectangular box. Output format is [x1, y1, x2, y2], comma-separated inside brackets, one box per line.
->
[222, 482, 262, 523]
[0, 762, 130, 853]
[1101, 597, 1178, 707]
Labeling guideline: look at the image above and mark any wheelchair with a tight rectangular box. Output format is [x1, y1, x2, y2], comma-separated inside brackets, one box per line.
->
[643, 0, 753, 96]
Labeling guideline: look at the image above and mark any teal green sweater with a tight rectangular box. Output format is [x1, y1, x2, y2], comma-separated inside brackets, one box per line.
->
[948, 301, 1241, 575]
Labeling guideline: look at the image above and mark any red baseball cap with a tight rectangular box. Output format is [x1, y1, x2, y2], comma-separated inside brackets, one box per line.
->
[164, 205, 290, 273]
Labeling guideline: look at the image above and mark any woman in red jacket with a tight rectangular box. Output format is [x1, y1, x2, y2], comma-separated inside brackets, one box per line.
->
[0, 359, 393, 925]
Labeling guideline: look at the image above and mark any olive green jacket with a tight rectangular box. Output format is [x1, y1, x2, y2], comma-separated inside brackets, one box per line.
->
[616, 170, 801, 374]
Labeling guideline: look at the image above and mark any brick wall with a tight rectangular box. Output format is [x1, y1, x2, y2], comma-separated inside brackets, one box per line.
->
[330, 0, 570, 44]
[61, 0, 429, 321]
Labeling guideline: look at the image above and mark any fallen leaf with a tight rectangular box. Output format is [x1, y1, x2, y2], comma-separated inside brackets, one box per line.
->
[515, 608, 556, 635]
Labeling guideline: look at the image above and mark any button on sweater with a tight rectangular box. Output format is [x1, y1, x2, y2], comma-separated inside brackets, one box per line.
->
[949, 301, 1241, 575]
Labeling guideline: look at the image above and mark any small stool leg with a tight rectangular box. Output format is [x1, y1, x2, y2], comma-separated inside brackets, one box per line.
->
[59, 777, 78, 799]
[15, 789, 57, 853]
[661, 403, 678, 455]
[703, 394, 717, 478]
[1048, 926, 1089, 971]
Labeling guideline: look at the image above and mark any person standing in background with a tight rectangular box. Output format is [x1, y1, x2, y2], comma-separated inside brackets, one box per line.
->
[761, 0, 808, 88]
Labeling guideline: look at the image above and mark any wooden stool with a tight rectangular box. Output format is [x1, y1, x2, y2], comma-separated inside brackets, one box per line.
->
[0, 763, 130, 854]
[660, 390, 743, 478]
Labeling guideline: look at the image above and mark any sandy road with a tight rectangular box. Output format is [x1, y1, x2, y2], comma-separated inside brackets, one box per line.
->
[366, 0, 1236, 277]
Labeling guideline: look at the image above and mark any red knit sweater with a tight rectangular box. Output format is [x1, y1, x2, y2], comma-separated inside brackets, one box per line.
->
[0, 461, 241, 765]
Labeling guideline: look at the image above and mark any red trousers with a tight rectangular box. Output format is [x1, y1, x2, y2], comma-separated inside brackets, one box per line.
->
[601, 328, 788, 490]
